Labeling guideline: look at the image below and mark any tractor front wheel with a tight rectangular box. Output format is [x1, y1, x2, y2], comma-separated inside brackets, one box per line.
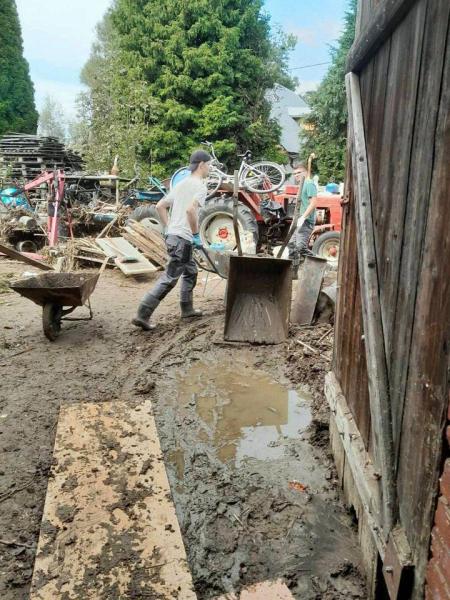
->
[312, 231, 341, 265]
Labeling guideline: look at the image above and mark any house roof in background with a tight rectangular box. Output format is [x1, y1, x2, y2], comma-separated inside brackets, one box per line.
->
[266, 84, 311, 154]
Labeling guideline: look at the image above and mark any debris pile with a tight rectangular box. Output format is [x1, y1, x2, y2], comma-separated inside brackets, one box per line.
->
[0, 134, 83, 179]
[122, 220, 167, 267]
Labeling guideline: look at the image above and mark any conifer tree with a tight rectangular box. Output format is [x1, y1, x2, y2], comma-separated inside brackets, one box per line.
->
[0, 0, 38, 136]
[79, 0, 295, 176]
[301, 0, 357, 183]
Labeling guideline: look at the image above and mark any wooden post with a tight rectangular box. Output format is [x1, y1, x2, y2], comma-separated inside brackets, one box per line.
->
[277, 175, 305, 258]
[346, 71, 397, 537]
[115, 177, 120, 206]
[232, 170, 242, 256]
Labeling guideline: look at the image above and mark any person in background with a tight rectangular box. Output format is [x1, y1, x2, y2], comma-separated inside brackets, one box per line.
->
[132, 149, 212, 330]
[288, 162, 318, 276]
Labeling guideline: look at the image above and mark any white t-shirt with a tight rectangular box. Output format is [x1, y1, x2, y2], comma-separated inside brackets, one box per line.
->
[165, 175, 207, 241]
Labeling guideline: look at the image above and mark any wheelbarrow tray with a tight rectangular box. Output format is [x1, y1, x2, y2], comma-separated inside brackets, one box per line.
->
[224, 256, 292, 344]
[10, 272, 100, 308]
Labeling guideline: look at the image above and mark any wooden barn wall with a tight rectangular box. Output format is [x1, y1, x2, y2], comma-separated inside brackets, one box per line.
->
[334, 0, 450, 591]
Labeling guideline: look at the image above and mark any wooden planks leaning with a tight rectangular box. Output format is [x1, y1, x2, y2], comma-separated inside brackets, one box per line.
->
[122, 220, 167, 268]
[30, 399, 197, 600]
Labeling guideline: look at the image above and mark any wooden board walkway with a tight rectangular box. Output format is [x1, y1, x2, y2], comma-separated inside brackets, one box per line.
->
[216, 579, 294, 599]
[30, 399, 196, 599]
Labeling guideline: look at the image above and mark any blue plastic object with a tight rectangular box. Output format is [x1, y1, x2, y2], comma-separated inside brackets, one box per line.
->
[171, 167, 190, 189]
[325, 182, 340, 194]
[134, 190, 164, 202]
[0, 188, 31, 210]
[210, 242, 226, 251]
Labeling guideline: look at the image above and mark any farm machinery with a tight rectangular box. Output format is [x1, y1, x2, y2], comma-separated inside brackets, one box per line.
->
[128, 180, 342, 264]
[127, 142, 342, 264]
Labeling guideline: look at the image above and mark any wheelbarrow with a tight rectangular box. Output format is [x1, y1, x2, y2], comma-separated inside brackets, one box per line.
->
[10, 262, 107, 341]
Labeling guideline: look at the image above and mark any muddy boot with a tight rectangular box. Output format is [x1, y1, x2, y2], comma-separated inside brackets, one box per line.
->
[180, 301, 203, 318]
[132, 302, 156, 331]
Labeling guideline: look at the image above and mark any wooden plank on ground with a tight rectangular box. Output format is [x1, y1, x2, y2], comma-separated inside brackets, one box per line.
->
[30, 400, 197, 600]
[215, 579, 294, 599]
[240, 580, 294, 599]
[96, 237, 157, 276]
[0, 242, 53, 271]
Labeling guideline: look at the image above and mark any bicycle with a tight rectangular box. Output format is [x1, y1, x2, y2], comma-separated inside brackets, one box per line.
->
[170, 141, 286, 199]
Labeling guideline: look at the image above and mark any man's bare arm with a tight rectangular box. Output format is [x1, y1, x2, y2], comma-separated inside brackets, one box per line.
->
[156, 197, 171, 227]
[186, 199, 200, 233]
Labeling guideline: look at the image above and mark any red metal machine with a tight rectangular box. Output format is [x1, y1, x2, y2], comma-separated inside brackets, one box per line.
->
[21, 170, 69, 246]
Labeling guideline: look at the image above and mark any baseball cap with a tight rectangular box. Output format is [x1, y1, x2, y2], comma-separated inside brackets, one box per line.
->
[189, 149, 212, 172]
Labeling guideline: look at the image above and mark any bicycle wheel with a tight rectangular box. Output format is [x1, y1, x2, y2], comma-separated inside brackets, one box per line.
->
[241, 161, 286, 193]
[205, 168, 223, 200]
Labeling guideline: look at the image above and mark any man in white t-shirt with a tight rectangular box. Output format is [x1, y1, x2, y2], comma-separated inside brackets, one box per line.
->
[132, 149, 211, 330]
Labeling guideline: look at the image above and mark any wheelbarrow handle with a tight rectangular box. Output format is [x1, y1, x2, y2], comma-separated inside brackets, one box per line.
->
[98, 255, 111, 275]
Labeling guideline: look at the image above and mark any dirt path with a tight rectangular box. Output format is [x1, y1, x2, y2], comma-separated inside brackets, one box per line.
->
[0, 259, 365, 599]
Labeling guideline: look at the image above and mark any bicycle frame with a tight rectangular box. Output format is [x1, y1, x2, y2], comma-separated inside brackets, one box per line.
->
[203, 142, 259, 182]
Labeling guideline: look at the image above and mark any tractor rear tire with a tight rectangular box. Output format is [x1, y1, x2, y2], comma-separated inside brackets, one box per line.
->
[127, 205, 163, 234]
[199, 195, 258, 251]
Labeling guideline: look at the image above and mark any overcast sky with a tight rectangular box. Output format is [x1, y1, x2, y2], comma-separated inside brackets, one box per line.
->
[15, 0, 348, 120]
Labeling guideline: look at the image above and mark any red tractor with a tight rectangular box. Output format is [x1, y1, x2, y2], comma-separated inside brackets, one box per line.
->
[195, 184, 342, 265]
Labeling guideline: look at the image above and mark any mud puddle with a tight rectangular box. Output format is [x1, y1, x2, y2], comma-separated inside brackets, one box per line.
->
[177, 361, 312, 467]
[150, 346, 366, 599]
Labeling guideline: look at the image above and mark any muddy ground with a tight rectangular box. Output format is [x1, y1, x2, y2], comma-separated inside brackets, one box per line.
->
[0, 258, 365, 599]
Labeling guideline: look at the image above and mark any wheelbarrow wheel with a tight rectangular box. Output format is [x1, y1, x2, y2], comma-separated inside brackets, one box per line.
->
[42, 303, 63, 341]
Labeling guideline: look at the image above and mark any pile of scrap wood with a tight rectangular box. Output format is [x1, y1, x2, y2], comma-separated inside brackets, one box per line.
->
[67, 238, 109, 268]
[122, 220, 167, 268]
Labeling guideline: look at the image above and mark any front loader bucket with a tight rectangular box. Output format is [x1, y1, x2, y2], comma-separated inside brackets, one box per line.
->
[224, 256, 292, 344]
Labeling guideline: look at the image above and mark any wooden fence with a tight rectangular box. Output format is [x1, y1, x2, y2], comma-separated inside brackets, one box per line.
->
[326, 0, 450, 597]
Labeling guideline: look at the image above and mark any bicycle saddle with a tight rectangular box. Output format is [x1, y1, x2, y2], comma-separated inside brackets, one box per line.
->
[238, 150, 252, 159]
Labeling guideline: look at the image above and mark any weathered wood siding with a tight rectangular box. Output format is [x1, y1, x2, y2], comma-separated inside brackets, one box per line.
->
[333, 0, 450, 595]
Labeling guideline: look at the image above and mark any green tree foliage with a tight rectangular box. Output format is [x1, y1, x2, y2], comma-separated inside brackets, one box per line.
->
[0, 0, 38, 136]
[301, 0, 357, 183]
[78, 0, 295, 177]
[38, 95, 67, 141]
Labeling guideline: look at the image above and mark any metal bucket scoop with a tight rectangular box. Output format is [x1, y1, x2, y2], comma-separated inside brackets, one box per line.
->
[224, 255, 292, 344]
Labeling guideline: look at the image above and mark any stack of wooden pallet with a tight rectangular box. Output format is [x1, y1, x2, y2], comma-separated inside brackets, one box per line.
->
[0, 133, 83, 179]
[122, 220, 167, 268]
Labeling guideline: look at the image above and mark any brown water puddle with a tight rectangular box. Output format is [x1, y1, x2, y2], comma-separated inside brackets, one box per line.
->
[174, 361, 311, 468]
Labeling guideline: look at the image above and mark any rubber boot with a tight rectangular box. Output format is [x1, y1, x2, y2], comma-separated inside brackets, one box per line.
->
[180, 301, 203, 318]
[132, 302, 156, 331]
